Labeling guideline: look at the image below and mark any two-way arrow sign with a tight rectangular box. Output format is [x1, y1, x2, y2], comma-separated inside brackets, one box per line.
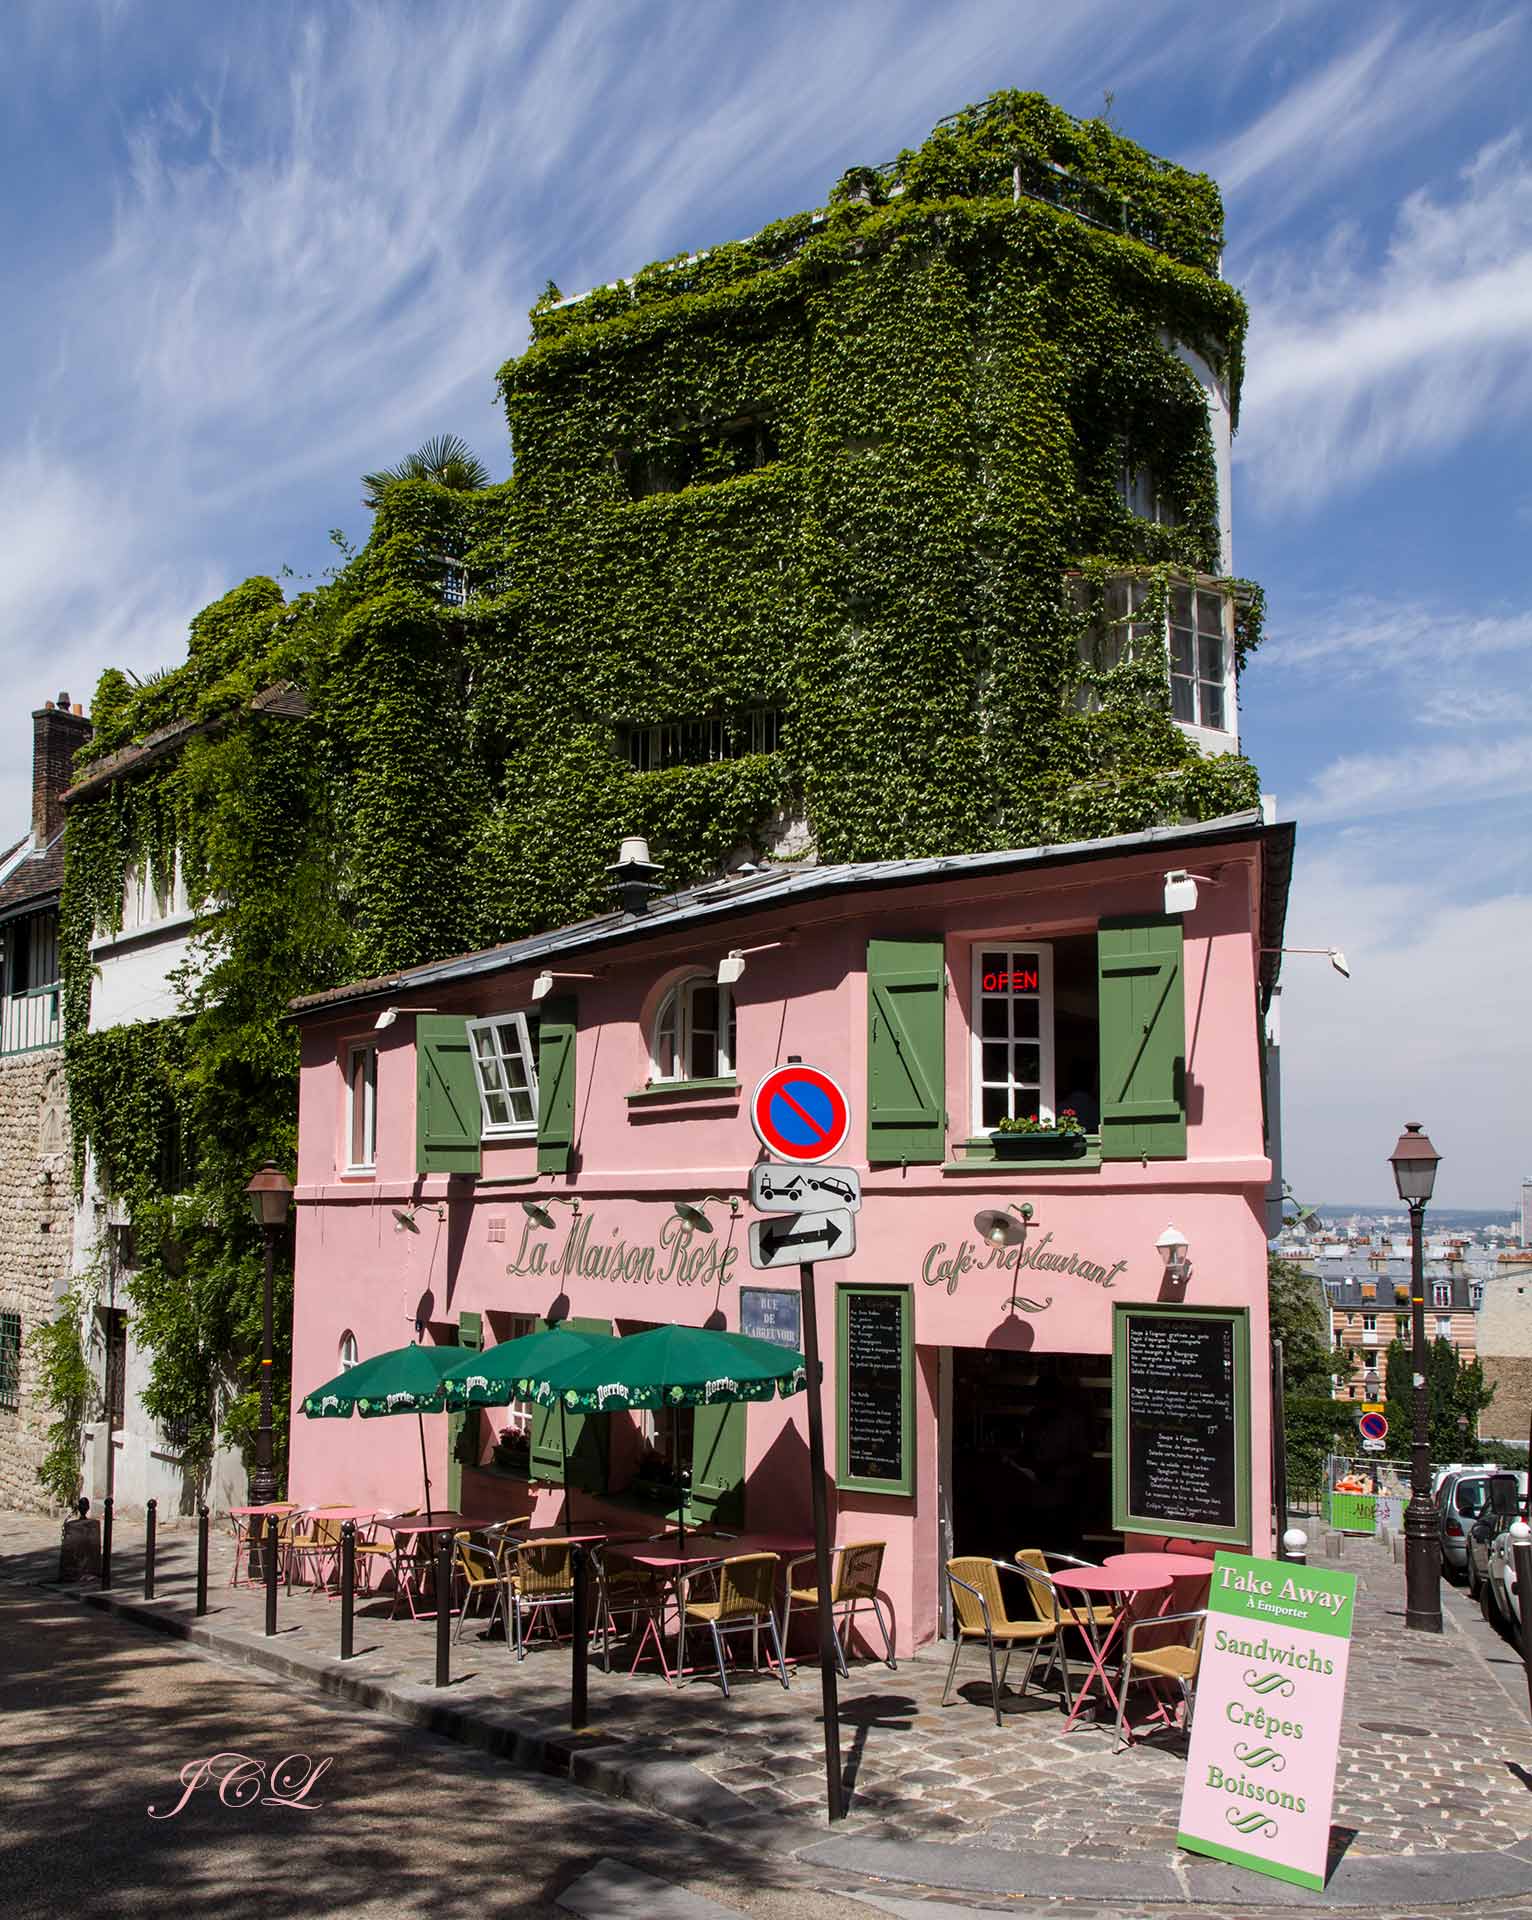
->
[748, 1207, 857, 1272]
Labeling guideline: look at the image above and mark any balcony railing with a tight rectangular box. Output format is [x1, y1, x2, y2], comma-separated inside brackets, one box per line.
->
[2, 983, 61, 1056]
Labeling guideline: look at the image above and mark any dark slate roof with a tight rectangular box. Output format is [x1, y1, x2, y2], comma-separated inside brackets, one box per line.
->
[289, 808, 1295, 1021]
[1322, 1267, 1475, 1310]
[0, 831, 64, 922]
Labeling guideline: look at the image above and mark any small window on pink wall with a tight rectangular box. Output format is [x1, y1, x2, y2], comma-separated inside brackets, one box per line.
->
[347, 1045, 377, 1170]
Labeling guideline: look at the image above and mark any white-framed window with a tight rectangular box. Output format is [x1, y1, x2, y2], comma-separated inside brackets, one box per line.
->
[1073, 573, 1234, 737]
[466, 1012, 540, 1136]
[1432, 1281, 1451, 1307]
[347, 1045, 377, 1170]
[338, 1330, 359, 1370]
[971, 945, 1055, 1131]
[1436, 1316, 1453, 1340]
[650, 976, 736, 1082]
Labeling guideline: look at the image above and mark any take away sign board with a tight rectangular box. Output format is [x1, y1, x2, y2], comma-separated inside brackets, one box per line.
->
[1178, 1552, 1357, 1892]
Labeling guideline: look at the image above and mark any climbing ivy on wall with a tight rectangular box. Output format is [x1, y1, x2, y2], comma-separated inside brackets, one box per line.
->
[58, 89, 1264, 1480]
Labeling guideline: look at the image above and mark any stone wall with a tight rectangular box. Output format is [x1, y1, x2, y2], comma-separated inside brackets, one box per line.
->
[0, 1047, 74, 1510]
[1482, 1356, 1532, 1445]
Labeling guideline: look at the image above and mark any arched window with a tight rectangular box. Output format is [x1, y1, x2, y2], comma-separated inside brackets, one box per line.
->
[338, 1330, 359, 1371]
[651, 975, 736, 1082]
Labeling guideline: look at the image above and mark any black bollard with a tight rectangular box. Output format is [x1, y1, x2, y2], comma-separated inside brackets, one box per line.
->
[1514, 1538, 1532, 1722]
[264, 1512, 280, 1636]
[101, 1496, 114, 1590]
[340, 1522, 355, 1661]
[196, 1504, 209, 1617]
[144, 1498, 158, 1599]
[435, 1535, 453, 1687]
[570, 1545, 589, 1731]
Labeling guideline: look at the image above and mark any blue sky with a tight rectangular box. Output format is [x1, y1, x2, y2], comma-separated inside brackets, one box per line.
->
[2, 1, 1527, 1208]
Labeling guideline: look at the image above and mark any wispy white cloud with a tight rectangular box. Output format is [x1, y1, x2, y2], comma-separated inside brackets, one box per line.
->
[1268, 596, 1532, 679]
[1292, 734, 1532, 825]
[1279, 836, 1532, 1207]
[1206, 16, 1516, 233]
[1237, 132, 1532, 506]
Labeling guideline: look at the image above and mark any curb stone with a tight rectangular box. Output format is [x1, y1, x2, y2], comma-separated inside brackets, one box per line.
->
[25, 1571, 1532, 1909]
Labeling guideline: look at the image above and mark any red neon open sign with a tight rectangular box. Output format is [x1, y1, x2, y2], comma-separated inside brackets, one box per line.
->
[982, 969, 1038, 992]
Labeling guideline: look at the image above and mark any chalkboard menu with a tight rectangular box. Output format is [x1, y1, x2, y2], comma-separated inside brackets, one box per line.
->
[739, 1287, 802, 1352]
[836, 1285, 914, 1497]
[1112, 1305, 1249, 1545]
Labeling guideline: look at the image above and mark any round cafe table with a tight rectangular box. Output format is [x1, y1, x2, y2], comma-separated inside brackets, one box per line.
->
[1051, 1565, 1170, 1730]
[1101, 1551, 1212, 1596]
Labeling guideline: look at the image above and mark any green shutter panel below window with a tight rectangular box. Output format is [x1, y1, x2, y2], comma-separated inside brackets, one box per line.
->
[866, 937, 946, 1163]
[530, 1315, 611, 1493]
[446, 1310, 483, 1508]
[1098, 916, 1186, 1160]
[535, 995, 577, 1174]
[416, 1016, 482, 1175]
[689, 1401, 746, 1528]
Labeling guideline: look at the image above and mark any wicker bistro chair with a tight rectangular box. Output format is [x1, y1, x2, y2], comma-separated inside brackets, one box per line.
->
[509, 1538, 580, 1659]
[349, 1512, 407, 1595]
[1014, 1548, 1114, 1680]
[287, 1515, 344, 1594]
[1114, 1608, 1207, 1750]
[453, 1536, 513, 1646]
[682, 1553, 791, 1699]
[943, 1557, 1073, 1728]
[783, 1541, 896, 1675]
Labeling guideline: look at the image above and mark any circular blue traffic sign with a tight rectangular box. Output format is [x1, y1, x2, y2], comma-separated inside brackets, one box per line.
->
[750, 1064, 851, 1164]
[1358, 1410, 1388, 1442]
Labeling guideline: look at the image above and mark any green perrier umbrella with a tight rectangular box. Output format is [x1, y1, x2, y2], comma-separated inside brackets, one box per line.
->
[300, 1341, 465, 1522]
[439, 1326, 613, 1409]
[440, 1325, 615, 1526]
[524, 1326, 807, 1548]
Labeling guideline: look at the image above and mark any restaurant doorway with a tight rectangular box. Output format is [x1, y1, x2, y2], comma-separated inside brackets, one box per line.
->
[946, 1347, 1117, 1567]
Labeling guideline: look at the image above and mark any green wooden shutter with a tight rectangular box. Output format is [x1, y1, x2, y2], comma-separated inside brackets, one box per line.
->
[1098, 916, 1186, 1160]
[446, 1310, 482, 1508]
[529, 1314, 610, 1493]
[535, 996, 577, 1174]
[416, 1016, 482, 1175]
[689, 1402, 746, 1527]
[866, 937, 946, 1163]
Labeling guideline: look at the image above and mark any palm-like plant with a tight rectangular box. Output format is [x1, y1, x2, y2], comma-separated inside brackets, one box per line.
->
[362, 434, 492, 508]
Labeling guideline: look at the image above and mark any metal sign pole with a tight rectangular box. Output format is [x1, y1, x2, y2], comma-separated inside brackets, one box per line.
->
[797, 1258, 845, 1823]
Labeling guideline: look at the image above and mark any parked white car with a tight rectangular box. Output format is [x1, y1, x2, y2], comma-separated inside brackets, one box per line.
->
[1484, 1516, 1531, 1632]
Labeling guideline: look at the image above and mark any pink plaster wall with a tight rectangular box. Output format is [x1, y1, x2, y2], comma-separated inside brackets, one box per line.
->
[288, 836, 1277, 1652]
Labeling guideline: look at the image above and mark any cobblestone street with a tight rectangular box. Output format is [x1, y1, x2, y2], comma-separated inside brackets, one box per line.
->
[7, 1508, 1532, 1914]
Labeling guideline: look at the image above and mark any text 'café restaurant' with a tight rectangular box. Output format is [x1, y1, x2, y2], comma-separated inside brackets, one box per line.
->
[287, 810, 1293, 1652]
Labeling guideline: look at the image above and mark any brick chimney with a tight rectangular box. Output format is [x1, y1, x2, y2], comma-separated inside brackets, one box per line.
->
[32, 692, 91, 847]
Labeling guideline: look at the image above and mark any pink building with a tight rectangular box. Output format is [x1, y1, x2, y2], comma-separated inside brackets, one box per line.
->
[288, 808, 1292, 1652]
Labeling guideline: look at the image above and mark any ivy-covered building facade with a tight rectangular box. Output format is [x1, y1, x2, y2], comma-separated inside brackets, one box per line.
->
[50, 91, 1273, 1518]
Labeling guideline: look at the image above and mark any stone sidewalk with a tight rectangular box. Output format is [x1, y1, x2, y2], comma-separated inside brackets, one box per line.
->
[6, 1508, 1532, 1912]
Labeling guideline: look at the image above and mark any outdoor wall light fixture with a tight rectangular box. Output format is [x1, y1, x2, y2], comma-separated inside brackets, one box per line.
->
[531, 969, 599, 1003]
[973, 1201, 1034, 1249]
[1161, 869, 1226, 915]
[520, 1196, 582, 1230]
[1156, 1224, 1191, 1284]
[716, 939, 786, 986]
[392, 1202, 445, 1234]
[373, 1004, 438, 1031]
[672, 1196, 742, 1233]
[1262, 946, 1351, 978]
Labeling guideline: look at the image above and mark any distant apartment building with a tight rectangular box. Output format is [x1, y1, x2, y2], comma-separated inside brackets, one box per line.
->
[0, 694, 90, 1509]
[1521, 1177, 1532, 1249]
[1323, 1264, 1478, 1399]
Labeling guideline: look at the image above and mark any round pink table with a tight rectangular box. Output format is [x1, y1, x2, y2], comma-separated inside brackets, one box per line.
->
[1051, 1565, 1170, 1729]
[1101, 1551, 1211, 1589]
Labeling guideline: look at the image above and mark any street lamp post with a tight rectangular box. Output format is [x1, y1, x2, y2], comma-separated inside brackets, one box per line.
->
[1389, 1122, 1442, 1633]
[245, 1162, 295, 1508]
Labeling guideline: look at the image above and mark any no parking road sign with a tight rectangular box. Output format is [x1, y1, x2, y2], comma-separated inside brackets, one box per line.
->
[750, 1064, 851, 1165]
[1358, 1410, 1388, 1443]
